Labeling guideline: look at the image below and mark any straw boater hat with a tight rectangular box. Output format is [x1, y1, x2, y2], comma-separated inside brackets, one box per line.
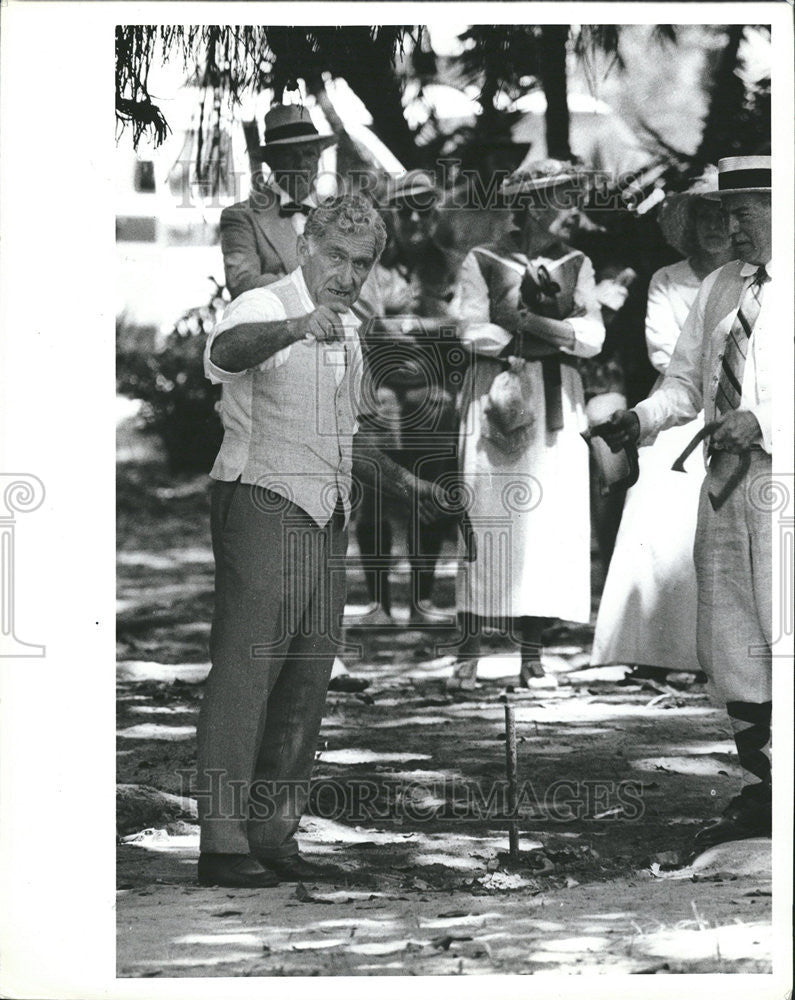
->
[259, 105, 337, 155]
[656, 166, 721, 256]
[705, 155, 772, 197]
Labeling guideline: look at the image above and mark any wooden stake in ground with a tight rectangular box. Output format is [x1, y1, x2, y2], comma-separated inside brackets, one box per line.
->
[504, 700, 519, 857]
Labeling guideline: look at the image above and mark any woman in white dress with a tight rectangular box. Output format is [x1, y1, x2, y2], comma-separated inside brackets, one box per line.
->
[451, 161, 605, 687]
[590, 173, 734, 671]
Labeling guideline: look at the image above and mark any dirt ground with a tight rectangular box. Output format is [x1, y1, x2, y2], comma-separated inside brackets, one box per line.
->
[116, 460, 773, 977]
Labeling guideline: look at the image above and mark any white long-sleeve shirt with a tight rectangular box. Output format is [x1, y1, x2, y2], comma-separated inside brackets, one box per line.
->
[644, 259, 703, 375]
[634, 259, 773, 454]
[454, 242, 605, 360]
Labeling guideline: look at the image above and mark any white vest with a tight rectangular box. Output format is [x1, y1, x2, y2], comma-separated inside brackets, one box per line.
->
[213, 275, 362, 526]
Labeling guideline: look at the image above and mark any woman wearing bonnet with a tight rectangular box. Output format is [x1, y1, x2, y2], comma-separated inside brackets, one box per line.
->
[590, 168, 734, 674]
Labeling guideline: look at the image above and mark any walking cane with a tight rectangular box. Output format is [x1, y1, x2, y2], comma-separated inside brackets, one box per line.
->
[671, 420, 751, 511]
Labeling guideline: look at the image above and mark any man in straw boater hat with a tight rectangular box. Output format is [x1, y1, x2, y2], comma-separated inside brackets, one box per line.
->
[600, 155, 776, 851]
[451, 158, 605, 689]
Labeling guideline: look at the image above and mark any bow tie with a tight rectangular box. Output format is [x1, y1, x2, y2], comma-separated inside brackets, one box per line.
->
[279, 202, 311, 218]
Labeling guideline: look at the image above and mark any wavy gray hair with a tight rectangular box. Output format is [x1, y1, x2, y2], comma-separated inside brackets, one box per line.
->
[304, 194, 387, 259]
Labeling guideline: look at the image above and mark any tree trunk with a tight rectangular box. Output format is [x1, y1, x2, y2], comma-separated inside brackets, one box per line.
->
[539, 26, 572, 160]
[695, 25, 745, 166]
[312, 27, 421, 170]
[341, 70, 420, 169]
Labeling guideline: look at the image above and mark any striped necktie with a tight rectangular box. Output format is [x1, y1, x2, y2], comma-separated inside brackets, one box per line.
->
[715, 266, 770, 414]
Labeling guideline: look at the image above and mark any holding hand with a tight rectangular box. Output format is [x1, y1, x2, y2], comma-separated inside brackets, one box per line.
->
[302, 305, 346, 343]
[593, 410, 641, 453]
[414, 478, 453, 525]
[711, 410, 761, 453]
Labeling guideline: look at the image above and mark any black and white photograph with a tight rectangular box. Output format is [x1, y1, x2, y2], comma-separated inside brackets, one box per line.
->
[0, 4, 793, 996]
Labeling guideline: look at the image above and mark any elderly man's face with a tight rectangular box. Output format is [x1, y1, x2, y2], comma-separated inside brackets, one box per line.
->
[722, 192, 771, 265]
[264, 143, 322, 202]
[298, 227, 378, 311]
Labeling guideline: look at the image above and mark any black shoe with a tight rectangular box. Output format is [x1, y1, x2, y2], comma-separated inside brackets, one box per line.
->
[197, 853, 280, 888]
[258, 854, 332, 882]
[328, 674, 370, 693]
[693, 793, 772, 851]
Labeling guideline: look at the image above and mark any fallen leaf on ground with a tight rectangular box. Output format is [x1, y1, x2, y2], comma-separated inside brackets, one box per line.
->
[294, 882, 335, 904]
[431, 934, 474, 950]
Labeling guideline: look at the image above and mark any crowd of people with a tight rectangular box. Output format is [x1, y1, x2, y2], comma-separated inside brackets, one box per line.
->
[191, 103, 774, 889]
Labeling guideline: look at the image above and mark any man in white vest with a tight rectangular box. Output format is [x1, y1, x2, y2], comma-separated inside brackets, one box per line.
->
[197, 195, 446, 887]
[601, 156, 774, 852]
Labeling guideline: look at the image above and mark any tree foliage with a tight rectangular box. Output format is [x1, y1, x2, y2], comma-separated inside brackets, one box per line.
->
[116, 25, 422, 162]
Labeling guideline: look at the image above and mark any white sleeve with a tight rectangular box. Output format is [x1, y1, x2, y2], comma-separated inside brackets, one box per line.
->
[645, 268, 683, 374]
[562, 254, 606, 359]
[454, 251, 511, 357]
[633, 272, 713, 443]
[204, 289, 290, 384]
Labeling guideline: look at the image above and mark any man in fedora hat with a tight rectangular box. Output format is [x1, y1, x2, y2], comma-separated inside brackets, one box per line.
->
[220, 105, 338, 301]
[600, 155, 775, 851]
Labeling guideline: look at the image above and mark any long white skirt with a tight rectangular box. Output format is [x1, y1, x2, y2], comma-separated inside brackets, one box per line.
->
[590, 415, 703, 670]
[456, 356, 591, 623]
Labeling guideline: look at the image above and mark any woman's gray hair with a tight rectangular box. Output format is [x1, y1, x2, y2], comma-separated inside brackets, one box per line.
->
[304, 194, 387, 258]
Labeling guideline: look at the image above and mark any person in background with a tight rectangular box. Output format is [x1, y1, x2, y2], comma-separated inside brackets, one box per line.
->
[220, 105, 337, 299]
[452, 160, 605, 688]
[592, 170, 734, 676]
[353, 170, 463, 626]
[600, 157, 774, 851]
[221, 103, 383, 321]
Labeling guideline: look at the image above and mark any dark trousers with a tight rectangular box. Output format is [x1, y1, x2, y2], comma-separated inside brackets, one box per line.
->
[196, 481, 347, 856]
